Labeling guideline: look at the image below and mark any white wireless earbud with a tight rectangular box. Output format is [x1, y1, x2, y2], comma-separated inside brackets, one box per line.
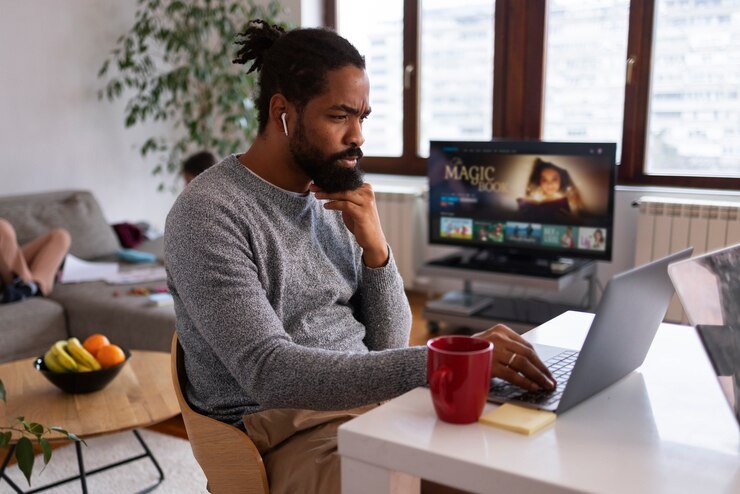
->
[280, 112, 288, 136]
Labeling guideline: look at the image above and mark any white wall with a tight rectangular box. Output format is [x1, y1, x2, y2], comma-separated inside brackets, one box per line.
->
[0, 0, 302, 230]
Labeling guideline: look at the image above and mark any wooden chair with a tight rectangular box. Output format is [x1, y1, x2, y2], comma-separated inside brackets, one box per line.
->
[171, 333, 269, 494]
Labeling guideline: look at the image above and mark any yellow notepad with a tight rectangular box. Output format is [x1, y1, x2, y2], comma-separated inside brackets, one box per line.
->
[479, 404, 556, 435]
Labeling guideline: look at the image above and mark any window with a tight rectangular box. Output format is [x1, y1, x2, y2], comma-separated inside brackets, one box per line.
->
[325, 0, 740, 189]
[644, 0, 740, 179]
[543, 1, 631, 159]
[337, 0, 404, 157]
[329, 0, 495, 174]
[418, 0, 494, 157]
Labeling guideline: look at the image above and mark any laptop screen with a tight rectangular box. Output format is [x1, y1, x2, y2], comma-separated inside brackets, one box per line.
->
[668, 244, 740, 425]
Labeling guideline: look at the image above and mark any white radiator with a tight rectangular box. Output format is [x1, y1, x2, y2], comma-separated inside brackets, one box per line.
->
[634, 196, 740, 322]
[374, 187, 426, 289]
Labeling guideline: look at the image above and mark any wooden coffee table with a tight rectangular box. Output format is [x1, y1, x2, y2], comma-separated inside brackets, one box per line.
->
[0, 350, 179, 493]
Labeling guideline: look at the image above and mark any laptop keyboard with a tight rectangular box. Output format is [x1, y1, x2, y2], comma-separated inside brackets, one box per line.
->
[489, 349, 579, 407]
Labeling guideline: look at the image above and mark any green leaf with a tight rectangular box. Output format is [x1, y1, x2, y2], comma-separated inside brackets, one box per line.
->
[140, 138, 157, 157]
[0, 431, 11, 448]
[166, 0, 185, 14]
[19, 418, 31, 432]
[39, 438, 52, 466]
[15, 437, 34, 485]
[97, 59, 110, 78]
[0, 379, 5, 403]
[66, 432, 86, 446]
[49, 426, 86, 445]
[27, 423, 44, 438]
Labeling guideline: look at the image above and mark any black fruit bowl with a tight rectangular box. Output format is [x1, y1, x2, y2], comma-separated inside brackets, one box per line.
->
[34, 349, 131, 394]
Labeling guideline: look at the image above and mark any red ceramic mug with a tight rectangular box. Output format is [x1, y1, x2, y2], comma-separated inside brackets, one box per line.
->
[427, 335, 493, 424]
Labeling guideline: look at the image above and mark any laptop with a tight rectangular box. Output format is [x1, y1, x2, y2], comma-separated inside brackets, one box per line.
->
[488, 247, 694, 414]
[668, 243, 740, 425]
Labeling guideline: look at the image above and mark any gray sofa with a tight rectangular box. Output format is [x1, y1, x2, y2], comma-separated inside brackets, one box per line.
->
[0, 190, 175, 363]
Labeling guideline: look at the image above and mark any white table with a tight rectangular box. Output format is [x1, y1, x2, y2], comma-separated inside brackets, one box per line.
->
[338, 311, 740, 494]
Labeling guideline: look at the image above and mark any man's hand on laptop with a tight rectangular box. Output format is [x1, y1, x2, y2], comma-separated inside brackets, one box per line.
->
[474, 324, 556, 392]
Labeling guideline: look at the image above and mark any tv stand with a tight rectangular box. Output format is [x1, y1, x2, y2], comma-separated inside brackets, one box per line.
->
[427, 249, 590, 279]
[420, 250, 598, 333]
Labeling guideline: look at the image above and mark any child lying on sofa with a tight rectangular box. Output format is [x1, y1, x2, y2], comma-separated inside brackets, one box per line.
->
[0, 218, 70, 303]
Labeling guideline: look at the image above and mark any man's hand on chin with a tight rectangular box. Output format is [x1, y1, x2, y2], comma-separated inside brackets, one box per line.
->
[310, 183, 390, 268]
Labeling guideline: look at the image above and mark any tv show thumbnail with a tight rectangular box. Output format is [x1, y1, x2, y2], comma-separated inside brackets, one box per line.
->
[504, 222, 542, 244]
[542, 225, 578, 249]
[578, 227, 607, 251]
[440, 217, 474, 240]
[474, 222, 505, 243]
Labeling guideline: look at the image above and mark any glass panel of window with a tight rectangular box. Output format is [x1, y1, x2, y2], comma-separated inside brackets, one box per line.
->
[645, 0, 740, 178]
[542, 0, 630, 159]
[418, 0, 495, 157]
[336, 0, 404, 157]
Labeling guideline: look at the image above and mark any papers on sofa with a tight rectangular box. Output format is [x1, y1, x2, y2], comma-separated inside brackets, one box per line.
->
[106, 266, 167, 285]
[60, 254, 119, 284]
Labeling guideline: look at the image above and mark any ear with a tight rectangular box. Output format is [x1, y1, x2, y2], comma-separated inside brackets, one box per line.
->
[269, 94, 291, 136]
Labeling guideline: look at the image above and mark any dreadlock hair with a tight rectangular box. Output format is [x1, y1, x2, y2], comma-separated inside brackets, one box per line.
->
[234, 20, 366, 134]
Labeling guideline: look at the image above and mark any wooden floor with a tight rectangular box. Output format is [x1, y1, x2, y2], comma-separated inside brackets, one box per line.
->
[148, 290, 435, 440]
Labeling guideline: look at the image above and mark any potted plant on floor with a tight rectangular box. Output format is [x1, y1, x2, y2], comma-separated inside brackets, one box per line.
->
[98, 0, 289, 191]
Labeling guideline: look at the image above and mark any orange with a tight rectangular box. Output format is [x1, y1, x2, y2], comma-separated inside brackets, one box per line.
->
[83, 333, 110, 357]
[96, 344, 126, 369]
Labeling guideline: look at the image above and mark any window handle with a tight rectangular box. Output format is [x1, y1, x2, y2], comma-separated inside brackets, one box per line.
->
[404, 64, 415, 90]
[626, 56, 636, 84]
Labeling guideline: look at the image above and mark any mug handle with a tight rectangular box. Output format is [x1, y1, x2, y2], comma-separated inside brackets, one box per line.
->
[429, 367, 454, 416]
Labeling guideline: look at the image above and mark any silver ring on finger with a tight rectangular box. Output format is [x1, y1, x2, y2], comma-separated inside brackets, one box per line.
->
[507, 352, 517, 367]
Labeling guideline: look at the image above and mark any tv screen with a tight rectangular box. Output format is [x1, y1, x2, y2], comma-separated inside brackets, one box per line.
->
[428, 140, 617, 261]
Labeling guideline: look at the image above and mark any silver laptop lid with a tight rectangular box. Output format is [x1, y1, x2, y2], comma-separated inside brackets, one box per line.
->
[557, 247, 693, 413]
[668, 244, 740, 425]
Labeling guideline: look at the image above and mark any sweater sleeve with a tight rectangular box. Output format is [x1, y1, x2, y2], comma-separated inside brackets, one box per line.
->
[358, 247, 414, 351]
[166, 194, 427, 411]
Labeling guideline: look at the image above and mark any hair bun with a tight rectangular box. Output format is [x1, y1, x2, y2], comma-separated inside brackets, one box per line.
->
[233, 20, 286, 73]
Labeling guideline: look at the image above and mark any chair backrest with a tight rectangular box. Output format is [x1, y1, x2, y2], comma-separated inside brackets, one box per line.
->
[170, 333, 269, 494]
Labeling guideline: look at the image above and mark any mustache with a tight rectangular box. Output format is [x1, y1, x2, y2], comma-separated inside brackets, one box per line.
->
[330, 147, 364, 162]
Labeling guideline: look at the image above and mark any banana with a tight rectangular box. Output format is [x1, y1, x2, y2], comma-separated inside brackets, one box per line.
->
[66, 337, 101, 371]
[43, 350, 67, 373]
[77, 362, 94, 372]
[51, 341, 78, 372]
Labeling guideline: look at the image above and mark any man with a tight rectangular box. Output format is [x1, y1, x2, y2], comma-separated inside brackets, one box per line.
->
[165, 21, 554, 494]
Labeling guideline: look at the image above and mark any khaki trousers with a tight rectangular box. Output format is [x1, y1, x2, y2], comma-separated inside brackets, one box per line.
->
[242, 404, 378, 494]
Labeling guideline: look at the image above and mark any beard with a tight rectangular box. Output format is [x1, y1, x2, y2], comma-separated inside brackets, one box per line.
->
[289, 118, 365, 193]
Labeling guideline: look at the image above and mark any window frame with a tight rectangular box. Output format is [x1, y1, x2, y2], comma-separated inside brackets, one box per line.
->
[618, 0, 740, 190]
[324, 0, 740, 190]
[326, 0, 426, 175]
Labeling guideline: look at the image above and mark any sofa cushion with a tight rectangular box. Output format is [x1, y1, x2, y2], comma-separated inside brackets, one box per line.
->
[0, 298, 69, 364]
[50, 281, 176, 352]
[0, 190, 120, 259]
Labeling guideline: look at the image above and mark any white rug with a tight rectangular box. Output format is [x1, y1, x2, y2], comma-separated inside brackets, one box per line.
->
[2, 429, 207, 493]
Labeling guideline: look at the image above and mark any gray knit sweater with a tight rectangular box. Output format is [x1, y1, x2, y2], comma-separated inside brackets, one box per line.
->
[165, 155, 428, 425]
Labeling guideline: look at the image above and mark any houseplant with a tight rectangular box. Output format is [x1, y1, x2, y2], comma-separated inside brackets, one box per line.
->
[98, 0, 289, 191]
[0, 380, 83, 486]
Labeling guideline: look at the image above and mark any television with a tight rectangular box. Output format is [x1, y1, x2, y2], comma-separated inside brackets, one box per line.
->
[428, 140, 617, 263]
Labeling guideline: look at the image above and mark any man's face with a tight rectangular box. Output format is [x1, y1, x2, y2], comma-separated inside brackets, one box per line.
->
[289, 66, 370, 193]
